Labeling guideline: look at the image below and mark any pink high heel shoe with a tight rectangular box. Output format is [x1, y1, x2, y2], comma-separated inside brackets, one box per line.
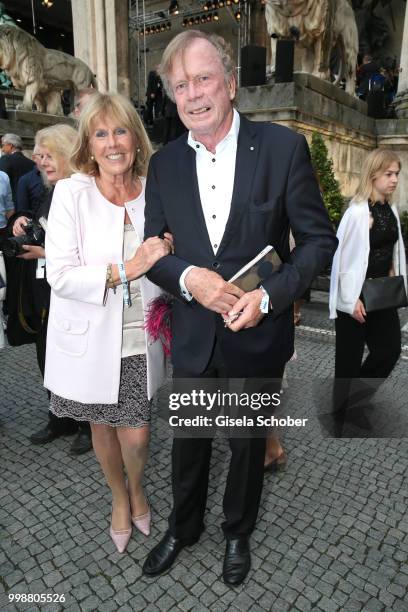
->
[132, 506, 151, 536]
[110, 524, 132, 553]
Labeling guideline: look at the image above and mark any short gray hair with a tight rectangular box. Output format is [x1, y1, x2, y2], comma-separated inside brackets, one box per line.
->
[2, 133, 23, 150]
[158, 30, 236, 102]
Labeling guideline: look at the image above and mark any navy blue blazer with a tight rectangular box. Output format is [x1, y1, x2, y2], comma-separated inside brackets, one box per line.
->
[145, 114, 337, 375]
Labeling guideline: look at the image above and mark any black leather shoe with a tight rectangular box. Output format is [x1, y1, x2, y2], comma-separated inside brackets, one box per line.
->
[70, 430, 92, 455]
[223, 537, 251, 586]
[30, 425, 62, 445]
[30, 425, 77, 445]
[142, 531, 196, 576]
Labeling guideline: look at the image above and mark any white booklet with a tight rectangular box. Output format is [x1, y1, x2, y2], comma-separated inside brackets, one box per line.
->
[229, 245, 282, 292]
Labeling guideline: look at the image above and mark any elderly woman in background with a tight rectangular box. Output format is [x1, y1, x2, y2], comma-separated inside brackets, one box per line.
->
[44, 93, 170, 553]
[7, 125, 89, 451]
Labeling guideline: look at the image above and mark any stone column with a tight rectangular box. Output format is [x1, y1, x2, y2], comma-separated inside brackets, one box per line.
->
[107, 0, 130, 97]
[71, 0, 129, 95]
[395, 3, 408, 117]
[71, 0, 97, 73]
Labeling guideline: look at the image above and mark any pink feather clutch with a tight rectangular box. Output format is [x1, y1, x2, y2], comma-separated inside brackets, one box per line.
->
[144, 294, 173, 356]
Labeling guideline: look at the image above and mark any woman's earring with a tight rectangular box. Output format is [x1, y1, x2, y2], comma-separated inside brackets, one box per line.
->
[136, 148, 141, 153]
[90, 154, 95, 161]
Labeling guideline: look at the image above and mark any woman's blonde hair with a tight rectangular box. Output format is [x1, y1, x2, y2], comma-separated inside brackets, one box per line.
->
[354, 148, 401, 202]
[71, 92, 152, 178]
[35, 124, 78, 179]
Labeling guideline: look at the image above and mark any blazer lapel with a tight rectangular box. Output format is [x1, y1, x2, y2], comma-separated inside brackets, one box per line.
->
[177, 140, 214, 255]
[217, 115, 259, 257]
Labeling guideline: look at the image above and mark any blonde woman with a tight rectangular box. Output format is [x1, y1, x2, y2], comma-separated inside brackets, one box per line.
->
[329, 149, 406, 419]
[44, 93, 171, 553]
[8, 125, 89, 451]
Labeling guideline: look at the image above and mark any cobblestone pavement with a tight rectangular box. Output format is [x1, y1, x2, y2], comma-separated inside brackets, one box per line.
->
[1, 294, 408, 612]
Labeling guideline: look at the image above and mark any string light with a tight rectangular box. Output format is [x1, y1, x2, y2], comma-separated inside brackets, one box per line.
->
[140, 21, 171, 36]
[181, 12, 221, 27]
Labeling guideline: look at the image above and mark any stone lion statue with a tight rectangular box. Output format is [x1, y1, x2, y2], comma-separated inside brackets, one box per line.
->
[0, 25, 97, 115]
[265, 0, 358, 95]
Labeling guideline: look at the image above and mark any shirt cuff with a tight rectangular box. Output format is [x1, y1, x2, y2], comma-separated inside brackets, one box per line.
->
[259, 285, 273, 312]
[179, 265, 196, 301]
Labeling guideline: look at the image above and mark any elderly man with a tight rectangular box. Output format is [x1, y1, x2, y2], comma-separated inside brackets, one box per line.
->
[143, 30, 337, 585]
[0, 134, 35, 203]
[16, 146, 46, 216]
[72, 87, 97, 119]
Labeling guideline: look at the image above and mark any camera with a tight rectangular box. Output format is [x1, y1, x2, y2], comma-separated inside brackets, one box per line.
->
[3, 219, 45, 258]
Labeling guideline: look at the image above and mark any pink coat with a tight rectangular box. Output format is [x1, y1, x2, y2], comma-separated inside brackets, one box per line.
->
[44, 173, 166, 404]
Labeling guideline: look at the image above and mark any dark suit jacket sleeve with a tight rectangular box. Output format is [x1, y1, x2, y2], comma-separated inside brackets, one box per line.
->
[144, 154, 194, 298]
[0, 156, 9, 175]
[262, 135, 337, 315]
[16, 174, 29, 213]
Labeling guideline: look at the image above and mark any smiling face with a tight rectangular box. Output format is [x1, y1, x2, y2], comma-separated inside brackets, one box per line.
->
[89, 113, 136, 180]
[169, 38, 235, 148]
[372, 161, 400, 201]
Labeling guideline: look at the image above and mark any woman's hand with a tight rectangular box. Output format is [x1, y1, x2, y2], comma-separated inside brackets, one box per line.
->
[13, 216, 30, 236]
[127, 236, 171, 280]
[352, 298, 366, 324]
[17, 245, 46, 260]
[163, 232, 174, 254]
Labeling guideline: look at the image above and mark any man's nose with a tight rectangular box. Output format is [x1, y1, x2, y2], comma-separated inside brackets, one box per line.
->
[186, 80, 201, 99]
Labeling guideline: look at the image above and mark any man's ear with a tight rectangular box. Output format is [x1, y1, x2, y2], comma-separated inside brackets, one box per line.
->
[228, 74, 237, 101]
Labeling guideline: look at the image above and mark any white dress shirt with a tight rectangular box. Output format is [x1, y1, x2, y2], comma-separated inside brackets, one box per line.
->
[180, 109, 240, 300]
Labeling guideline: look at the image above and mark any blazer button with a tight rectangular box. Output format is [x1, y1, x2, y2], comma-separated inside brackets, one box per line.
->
[212, 261, 220, 269]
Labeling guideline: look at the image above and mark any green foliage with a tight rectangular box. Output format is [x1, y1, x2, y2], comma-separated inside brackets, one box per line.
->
[400, 210, 408, 246]
[310, 132, 344, 227]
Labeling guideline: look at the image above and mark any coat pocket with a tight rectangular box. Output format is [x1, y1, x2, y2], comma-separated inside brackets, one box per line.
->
[52, 317, 89, 357]
[248, 195, 282, 214]
[339, 272, 356, 304]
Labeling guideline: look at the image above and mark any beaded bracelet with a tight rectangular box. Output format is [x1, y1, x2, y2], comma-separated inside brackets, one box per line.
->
[106, 263, 115, 290]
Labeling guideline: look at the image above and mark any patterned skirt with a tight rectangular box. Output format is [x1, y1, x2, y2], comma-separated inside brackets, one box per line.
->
[49, 354, 150, 428]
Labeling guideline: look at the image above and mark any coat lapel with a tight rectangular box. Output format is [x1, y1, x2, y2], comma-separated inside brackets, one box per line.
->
[217, 115, 259, 257]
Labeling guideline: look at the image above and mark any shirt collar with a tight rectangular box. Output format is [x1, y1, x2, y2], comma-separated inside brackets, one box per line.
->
[188, 108, 240, 154]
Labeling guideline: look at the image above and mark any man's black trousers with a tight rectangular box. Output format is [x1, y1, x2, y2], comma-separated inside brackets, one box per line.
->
[169, 339, 284, 543]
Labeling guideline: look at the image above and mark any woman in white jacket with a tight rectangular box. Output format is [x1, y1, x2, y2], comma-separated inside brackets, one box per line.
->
[329, 149, 406, 416]
[44, 93, 172, 553]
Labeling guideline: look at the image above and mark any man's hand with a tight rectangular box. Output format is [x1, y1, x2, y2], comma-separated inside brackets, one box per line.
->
[13, 216, 29, 236]
[352, 298, 366, 324]
[224, 288, 266, 332]
[185, 267, 244, 313]
[17, 245, 45, 260]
